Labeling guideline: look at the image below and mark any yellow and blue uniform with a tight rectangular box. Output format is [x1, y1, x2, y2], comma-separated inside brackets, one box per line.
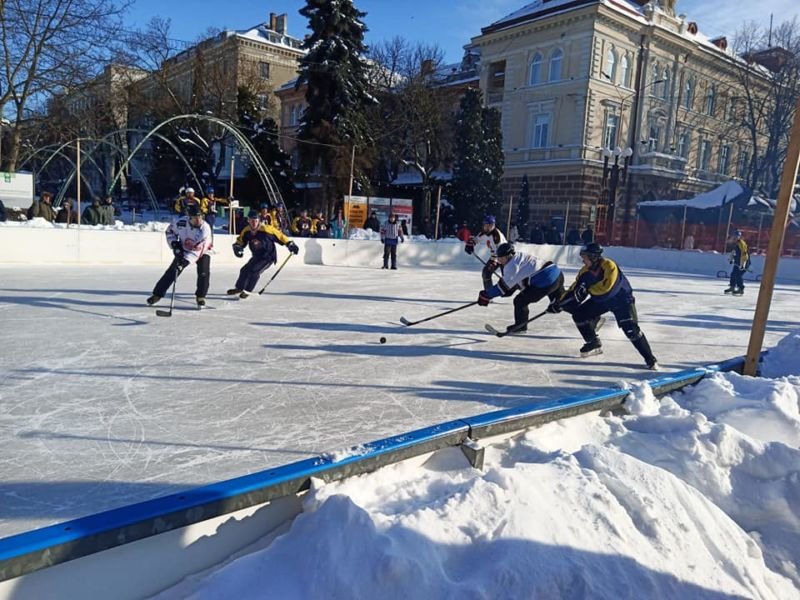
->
[728, 237, 750, 293]
[233, 223, 293, 293]
[566, 256, 632, 309]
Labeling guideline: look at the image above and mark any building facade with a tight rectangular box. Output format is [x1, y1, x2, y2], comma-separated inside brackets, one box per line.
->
[472, 0, 769, 244]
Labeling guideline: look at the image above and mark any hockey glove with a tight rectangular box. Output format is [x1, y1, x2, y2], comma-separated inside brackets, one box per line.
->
[485, 259, 499, 272]
[465, 238, 475, 254]
[477, 290, 491, 307]
[232, 243, 244, 258]
[287, 241, 299, 255]
[170, 239, 183, 257]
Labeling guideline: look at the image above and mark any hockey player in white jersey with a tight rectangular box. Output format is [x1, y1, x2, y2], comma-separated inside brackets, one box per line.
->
[477, 242, 564, 334]
[464, 214, 508, 289]
[147, 204, 213, 307]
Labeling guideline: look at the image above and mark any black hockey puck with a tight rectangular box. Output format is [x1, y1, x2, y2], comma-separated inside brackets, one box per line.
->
[379, 337, 387, 344]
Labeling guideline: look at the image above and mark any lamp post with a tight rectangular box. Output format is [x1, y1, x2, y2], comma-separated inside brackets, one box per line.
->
[600, 145, 633, 244]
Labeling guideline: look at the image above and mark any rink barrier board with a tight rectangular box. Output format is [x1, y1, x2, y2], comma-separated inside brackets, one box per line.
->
[0, 354, 749, 593]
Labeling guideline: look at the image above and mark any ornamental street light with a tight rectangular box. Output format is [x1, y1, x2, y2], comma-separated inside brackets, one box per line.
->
[600, 145, 634, 243]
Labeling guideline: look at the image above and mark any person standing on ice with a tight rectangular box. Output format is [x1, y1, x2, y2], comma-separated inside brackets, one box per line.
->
[464, 214, 507, 289]
[227, 209, 299, 298]
[147, 204, 213, 308]
[380, 212, 404, 269]
[476, 242, 565, 334]
[725, 229, 750, 296]
[548, 242, 658, 370]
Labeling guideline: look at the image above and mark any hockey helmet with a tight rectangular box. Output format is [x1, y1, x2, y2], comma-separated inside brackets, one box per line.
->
[185, 204, 202, 218]
[259, 202, 270, 210]
[579, 242, 603, 260]
[730, 229, 742, 238]
[247, 209, 260, 219]
[483, 214, 496, 225]
[206, 186, 215, 195]
[185, 187, 195, 194]
[495, 242, 515, 259]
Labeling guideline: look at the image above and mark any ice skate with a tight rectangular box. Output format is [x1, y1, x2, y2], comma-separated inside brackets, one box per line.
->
[146, 295, 161, 305]
[579, 339, 603, 357]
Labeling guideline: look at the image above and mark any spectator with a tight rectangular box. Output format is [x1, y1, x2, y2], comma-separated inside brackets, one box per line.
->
[173, 187, 205, 215]
[258, 203, 273, 225]
[566, 226, 581, 245]
[81, 198, 104, 225]
[421, 217, 434, 238]
[400, 218, 409, 237]
[530, 223, 545, 244]
[330, 208, 347, 239]
[101, 195, 116, 225]
[27, 191, 56, 222]
[581, 224, 595, 245]
[203, 187, 228, 230]
[364, 210, 380, 233]
[291, 209, 313, 237]
[312, 210, 331, 237]
[55, 198, 80, 225]
[456, 223, 472, 242]
[546, 225, 562, 245]
[380, 212, 404, 269]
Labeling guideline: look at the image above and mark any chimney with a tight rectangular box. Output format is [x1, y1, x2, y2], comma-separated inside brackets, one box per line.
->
[710, 36, 728, 51]
[275, 13, 287, 35]
[269, 12, 277, 31]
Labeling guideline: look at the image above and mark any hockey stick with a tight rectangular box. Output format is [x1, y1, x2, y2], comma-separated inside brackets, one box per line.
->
[400, 300, 479, 326]
[485, 309, 548, 337]
[472, 253, 502, 280]
[155, 262, 180, 317]
[258, 253, 293, 295]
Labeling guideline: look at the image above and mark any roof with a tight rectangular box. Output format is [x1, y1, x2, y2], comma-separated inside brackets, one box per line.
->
[234, 24, 305, 53]
[639, 181, 747, 210]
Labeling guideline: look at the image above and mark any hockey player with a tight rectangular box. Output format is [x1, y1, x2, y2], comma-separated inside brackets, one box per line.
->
[202, 187, 228, 230]
[548, 242, 658, 370]
[227, 209, 299, 298]
[465, 215, 508, 289]
[380, 212, 404, 269]
[725, 230, 750, 296]
[147, 204, 213, 307]
[476, 243, 565, 334]
[173, 187, 206, 216]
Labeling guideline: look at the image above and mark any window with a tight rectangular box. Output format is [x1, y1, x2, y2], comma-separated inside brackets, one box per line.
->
[257, 93, 268, 109]
[704, 85, 716, 116]
[604, 113, 619, 149]
[259, 61, 270, 79]
[532, 114, 550, 148]
[619, 54, 630, 87]
[529, 53, 542, 85]
[548, 49, 562, 82]
[737, 149, 750, 178]
[648, 125, 661, 152]
[699, 139, 712, 171]
[650, 64, 660, 96]
[683, 77, 695, 109]
[725, 97, 737, 122]
[719, 144, 731, 174]
[605, 49, 616, 83]
[677, 131, 691, 158]
[661, 68, 670, 99]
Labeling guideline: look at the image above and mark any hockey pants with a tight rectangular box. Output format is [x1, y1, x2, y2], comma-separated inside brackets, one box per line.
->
[236, 256, 275, 292]
[513, 273, 565, 326]
[153, 254, 210, 298]
[568, 298, 656, 363]
[730, 266, 745, 290]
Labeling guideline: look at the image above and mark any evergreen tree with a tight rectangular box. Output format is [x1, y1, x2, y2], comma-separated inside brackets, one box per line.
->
[450, 88, 504, 226]
[516, 175, 530, 241]
[296, 0, 375, 201]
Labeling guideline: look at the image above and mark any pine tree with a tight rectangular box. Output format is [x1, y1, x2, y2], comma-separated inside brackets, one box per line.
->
[516, 175, 530, 241]
[450, 88, 505, 226]
[296, 0, 375, 201]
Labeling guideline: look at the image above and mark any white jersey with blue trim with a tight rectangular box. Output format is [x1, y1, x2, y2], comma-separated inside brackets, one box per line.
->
[500, 252, 550, 289]
[166, 217, 213, 265]
[475, 227, 507, 257]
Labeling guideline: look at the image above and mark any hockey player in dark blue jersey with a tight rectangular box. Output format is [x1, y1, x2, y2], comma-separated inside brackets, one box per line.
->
[477, 243, 565, 334]
[227, 210, 299, 298]
[725, 230, 750, 296]
[549, 242, 658, 369]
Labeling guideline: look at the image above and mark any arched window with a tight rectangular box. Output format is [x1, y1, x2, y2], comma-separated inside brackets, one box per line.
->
[650, 63, 660, 95]
[619, 54, 631, 87]
[704, 84, 716, 116]
[529, 53, 543, 85]
[549, 48, 563, 81]
[605, 48, 616, 82]
[683, 76, 695, 109]
[661, 67, 670, 99]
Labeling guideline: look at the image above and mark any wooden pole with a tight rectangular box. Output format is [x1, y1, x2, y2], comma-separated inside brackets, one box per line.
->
[506, 194, 514, 240]
[433, 185, 442, 240]
[744, 99, 800, 376]
[76, 139, 81, 230]
[345, 144, 355, 237]
[680, 204, 687, 249]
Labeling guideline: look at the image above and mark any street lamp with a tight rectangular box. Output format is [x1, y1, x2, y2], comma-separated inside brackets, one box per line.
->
[600, 145, 634, 244]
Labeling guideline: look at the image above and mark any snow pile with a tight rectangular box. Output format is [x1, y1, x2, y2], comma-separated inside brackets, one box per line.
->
[154, 332, 800, 599]
[761, 329, 800, 379]
[0, 219, 170, 232]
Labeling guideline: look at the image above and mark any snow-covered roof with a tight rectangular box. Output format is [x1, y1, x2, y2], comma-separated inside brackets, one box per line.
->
[234, 24, 304, 53]
[639, 180, 746, 209]
[391, 171, 452, 186]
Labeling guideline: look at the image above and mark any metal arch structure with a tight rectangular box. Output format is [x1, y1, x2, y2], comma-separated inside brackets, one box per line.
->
[109, 114, 289, 217]
[19, 144, 102, 204]
[54, 138, 159, 213]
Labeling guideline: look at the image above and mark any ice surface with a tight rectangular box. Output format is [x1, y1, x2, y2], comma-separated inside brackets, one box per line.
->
[0, 261, 798, 540]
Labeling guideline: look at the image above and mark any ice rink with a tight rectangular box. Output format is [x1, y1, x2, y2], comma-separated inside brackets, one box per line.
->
[1, 260, 799, 539]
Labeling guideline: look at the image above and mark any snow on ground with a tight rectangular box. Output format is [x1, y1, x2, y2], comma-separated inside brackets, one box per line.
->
[152, 332, 800, 600]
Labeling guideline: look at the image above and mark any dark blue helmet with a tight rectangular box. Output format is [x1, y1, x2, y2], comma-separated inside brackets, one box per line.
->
[483, 215, 496, 225]
[580, 242, 603, 259]
[495, 242, 515, 258]
[247, 209, 260, 219]
[185, 204, 201, 217]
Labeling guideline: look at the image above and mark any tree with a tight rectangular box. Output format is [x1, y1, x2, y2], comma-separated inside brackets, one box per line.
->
[450, 88, 504, 225]
[0, 0, 130, 171]
[296, 0, 376, 204]
[733, 18, 800, 196]
[516, 175, 531, 241]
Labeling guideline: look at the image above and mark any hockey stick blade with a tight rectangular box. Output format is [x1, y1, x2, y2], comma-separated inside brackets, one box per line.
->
[399, 316, 412, 326]
[155, 310, 173, 317]
[484, 323, 504, 337]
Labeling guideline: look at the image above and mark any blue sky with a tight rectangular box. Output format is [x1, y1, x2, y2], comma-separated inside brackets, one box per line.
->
[126, 0, 799, 64]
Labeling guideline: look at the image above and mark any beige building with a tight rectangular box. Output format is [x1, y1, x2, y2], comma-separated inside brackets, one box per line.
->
[472, 0, 769, 244]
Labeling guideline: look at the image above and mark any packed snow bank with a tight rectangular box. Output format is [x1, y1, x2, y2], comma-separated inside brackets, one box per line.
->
[154, 331, 800, 599]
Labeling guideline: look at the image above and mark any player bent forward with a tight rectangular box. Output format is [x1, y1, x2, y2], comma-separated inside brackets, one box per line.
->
[228, 209, 299, 298]
[476, 242, 565, 334]
[147, 204, 213, 307]
[548, 242, 659, 370]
